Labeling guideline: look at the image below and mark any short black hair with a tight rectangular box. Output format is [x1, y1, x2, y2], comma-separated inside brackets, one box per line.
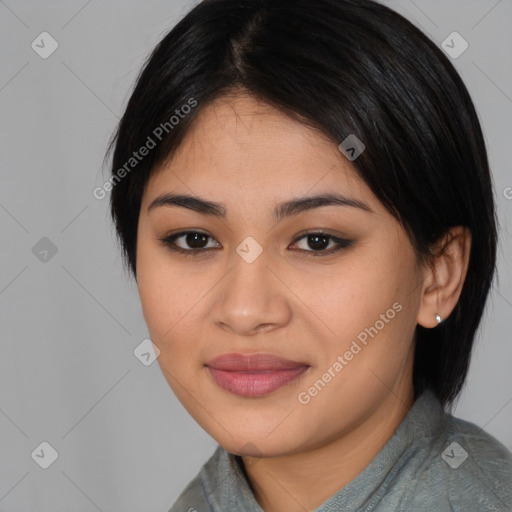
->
[107, 0, 498, 408]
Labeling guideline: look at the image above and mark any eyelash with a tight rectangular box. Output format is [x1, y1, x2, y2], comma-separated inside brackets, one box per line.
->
[158, 231, 353, 257]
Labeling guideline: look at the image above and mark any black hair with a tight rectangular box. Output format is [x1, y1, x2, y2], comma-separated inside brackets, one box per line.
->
[107, 0, 498, 408]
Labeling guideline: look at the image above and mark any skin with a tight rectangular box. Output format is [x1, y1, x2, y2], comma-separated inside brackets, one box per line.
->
[136, 93, 471, 512]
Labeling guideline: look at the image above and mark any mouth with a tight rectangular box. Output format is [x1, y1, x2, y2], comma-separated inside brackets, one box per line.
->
[205, 353, 310, 397]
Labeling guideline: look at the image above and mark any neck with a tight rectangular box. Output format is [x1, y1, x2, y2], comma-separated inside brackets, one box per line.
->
[241, 384, 415, 512]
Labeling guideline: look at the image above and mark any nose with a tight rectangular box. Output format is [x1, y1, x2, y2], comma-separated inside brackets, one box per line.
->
[210, 247, 292, 337]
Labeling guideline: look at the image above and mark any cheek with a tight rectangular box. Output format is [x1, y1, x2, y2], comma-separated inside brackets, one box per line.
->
[136, 240, 218, 362]
[290, 255, 402, 336]
[138, 262, 195, 341]
[136, 250, 206, 395]
[299, 248, 418, 374]
[136, 239, 183, 340]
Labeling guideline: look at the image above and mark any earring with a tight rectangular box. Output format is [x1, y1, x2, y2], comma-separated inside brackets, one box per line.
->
[435, 314, 443, 325]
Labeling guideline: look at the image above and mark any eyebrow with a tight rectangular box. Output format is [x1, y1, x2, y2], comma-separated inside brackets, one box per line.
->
[147, 192, 374, 221]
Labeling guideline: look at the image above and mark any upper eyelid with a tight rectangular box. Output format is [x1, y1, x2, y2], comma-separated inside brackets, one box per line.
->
[165, 231, 220, 247]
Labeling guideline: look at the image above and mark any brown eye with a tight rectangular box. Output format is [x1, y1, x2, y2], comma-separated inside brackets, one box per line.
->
[160, 231, 221, 255]
[290, 232, 353, 256]
[159, 230, 352, 258]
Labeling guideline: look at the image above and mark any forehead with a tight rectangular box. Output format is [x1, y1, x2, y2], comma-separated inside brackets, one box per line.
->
[143, 94, 377, 213]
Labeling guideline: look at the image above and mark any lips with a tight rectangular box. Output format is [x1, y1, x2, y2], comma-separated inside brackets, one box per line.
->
[205, 353, 310, 397]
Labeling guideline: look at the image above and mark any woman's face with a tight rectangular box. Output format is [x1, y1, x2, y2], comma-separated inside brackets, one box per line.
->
[136, 94, 427, 457]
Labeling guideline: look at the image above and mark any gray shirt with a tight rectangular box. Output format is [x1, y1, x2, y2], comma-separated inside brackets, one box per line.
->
[169, 390, 512, 511]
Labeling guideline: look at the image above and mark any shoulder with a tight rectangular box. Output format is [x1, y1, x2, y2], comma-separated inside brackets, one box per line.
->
[402, 412, 512, 511]
[167, 446, 226, 512]
[168, 476, 209, 512]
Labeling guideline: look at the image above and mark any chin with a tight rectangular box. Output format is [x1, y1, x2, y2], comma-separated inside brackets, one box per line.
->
[210, 426, 305, 459]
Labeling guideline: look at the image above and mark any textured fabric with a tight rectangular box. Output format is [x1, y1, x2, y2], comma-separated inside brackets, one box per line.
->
[169, 390, 512, 511]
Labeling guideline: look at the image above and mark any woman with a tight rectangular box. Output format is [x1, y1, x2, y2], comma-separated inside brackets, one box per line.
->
[107, 0, 512, 510]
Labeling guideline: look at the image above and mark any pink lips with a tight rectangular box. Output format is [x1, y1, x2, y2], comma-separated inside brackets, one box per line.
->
[205, 353, 310, 397]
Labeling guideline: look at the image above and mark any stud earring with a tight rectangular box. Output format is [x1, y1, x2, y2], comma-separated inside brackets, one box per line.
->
[435, 314, 443, 325]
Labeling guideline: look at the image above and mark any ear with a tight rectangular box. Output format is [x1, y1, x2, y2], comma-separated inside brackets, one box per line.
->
[417, 226, 472, 328]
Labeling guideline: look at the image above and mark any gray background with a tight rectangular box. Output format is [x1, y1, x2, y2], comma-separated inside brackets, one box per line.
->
[0, 0, 511, 510]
